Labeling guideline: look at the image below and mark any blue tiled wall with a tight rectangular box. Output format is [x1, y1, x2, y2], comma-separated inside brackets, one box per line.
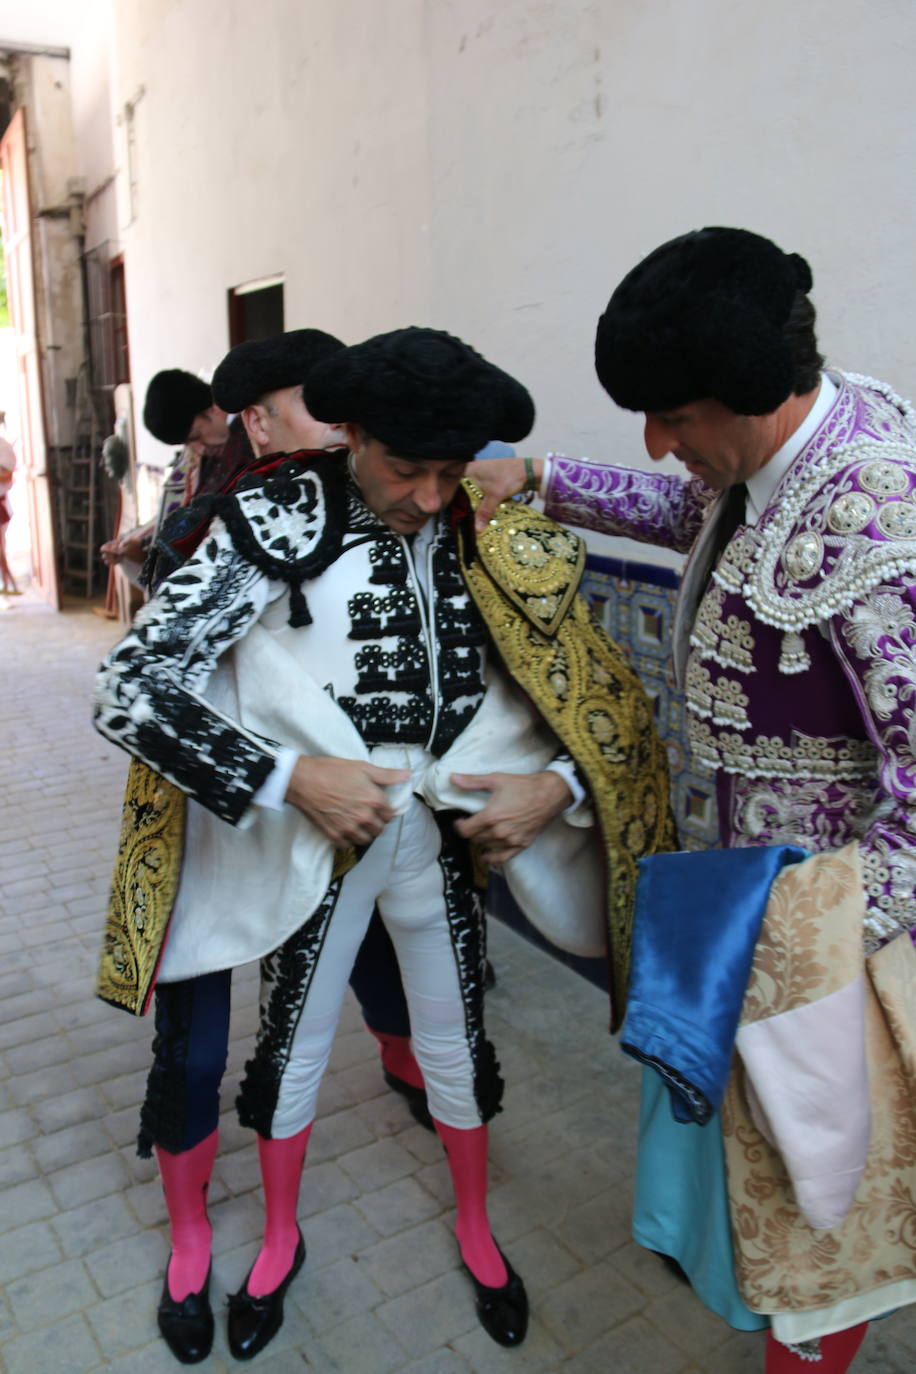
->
[581, 552, 719, 852]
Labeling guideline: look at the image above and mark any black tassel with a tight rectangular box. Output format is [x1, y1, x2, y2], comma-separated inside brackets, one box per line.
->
[287, 580, 312, 627]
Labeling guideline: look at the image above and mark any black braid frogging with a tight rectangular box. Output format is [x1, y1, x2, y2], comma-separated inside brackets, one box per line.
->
[235, 879, 344, 1137]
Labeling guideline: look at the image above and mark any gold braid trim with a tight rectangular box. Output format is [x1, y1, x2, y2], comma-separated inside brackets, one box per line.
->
[98, 759, 356, 1016]
[96, 759, 187, 1016]
[458, 484, 677, 1027]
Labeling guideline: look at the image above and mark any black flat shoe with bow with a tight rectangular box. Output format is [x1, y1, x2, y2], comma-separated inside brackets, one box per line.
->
[462, 1249, 528, 1347]
[227, 1230, 306, 1361]
[157, 1262, 214, 1364]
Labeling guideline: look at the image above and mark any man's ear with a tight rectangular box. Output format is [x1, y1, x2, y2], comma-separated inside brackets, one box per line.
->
[241, 403, 271, 450]
[342, 423, 362, 450]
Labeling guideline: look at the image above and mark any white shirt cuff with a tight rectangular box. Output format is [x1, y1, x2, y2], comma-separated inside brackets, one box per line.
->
[252, 747, 298, 810]
[545, 757, 591, 821]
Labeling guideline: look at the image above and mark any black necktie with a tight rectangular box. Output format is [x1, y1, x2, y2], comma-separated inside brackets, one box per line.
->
[703, 482, 747, 589]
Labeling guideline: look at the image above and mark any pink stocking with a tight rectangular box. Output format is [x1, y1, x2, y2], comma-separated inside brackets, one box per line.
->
[765, 1323, 868, 1372]
[367, 1028, 425, 1090]
[155, 1128, 219, 1300]
[434, 1120, 507, 1288]
[247, 1125, 312, 1297]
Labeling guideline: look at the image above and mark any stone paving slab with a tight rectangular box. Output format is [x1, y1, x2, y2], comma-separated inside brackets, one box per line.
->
[0, 590, 906, 1370]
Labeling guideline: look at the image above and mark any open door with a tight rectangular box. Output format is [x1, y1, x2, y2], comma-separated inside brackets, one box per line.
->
[1, 107, 60, 607]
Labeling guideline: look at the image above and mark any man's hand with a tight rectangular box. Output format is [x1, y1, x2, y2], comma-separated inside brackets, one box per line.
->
[101, 535, 145, 567]
[464, 457, 543, 532]
[100, 521, 155, 567]
[285, 756, 411, 846]
[451, 769, 572, 866]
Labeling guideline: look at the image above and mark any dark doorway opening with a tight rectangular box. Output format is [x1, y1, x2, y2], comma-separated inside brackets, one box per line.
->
[227, 278, 284, 345]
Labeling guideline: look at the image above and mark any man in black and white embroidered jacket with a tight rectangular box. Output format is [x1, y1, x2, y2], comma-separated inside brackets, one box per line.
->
[94, 327, 593, 1357]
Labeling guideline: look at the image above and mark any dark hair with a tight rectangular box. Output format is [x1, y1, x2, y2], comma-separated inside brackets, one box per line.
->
[783, 292, 824, 397]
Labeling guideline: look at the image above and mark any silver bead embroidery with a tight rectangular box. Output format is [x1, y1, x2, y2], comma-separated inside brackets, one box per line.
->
[859, 460, 909, 496]
[778, 631, 812, 674]
[826, 491, 875, 534]
[783, 531, 824, 582]
[876, 501, 916, 539]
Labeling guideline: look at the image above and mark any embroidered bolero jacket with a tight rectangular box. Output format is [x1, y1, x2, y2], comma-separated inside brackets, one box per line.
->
[544, 373, 916, 949]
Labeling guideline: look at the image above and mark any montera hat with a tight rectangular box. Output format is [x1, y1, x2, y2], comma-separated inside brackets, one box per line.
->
[594, 227, 815, 415]
[303, 327, 535, 462]
[211, 328, 345, 413]
[142, 370, 213, 445]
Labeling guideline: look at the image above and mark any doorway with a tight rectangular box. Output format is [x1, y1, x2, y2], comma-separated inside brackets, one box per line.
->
[227, 276, 284, 346]
[0, 107, 60, 607]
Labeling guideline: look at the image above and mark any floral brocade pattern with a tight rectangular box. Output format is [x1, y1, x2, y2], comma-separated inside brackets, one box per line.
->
[723, 848, 916, 1312]
[729, 775, 878, 853]
[835, 585, 916, 945]
[545, 455, 715, 555]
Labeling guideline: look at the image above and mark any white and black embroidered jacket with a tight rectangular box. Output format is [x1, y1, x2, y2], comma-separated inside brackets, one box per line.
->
[94, 456, 488, 824]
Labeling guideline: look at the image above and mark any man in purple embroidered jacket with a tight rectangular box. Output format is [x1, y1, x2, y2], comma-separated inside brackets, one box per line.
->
[468, 227, 916, 1371]
[94, 328, 669, 1362]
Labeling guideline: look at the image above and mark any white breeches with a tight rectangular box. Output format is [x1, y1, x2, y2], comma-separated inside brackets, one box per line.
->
[270, 794, 481, 1137]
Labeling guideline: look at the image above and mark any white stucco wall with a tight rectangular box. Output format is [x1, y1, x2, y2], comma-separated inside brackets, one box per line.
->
[63, 0, 916, 552]
[110, 0, 433, 479]
[68, 0, 118, 252]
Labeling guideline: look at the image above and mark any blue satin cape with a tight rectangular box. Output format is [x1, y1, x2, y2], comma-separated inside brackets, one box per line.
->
[621, 845, 807, 1123]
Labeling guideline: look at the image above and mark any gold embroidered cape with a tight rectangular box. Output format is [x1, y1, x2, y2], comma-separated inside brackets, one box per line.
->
[97, 758, 186, 1015]
[456, 484, 676, 1027]
[97, 763, 355, 1016]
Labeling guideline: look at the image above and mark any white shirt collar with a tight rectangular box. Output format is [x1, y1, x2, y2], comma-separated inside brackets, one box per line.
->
[745, 373, 838, 524]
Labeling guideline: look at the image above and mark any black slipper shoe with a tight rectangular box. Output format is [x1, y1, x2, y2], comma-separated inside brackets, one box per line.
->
[157, 1261, 214, 1364]
[227, 1230, 306, 1361]
[462, 1247, 528, 1347]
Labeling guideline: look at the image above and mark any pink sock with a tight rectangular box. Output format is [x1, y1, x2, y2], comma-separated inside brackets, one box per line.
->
[156, 1129, 219, 1301]
[434, 1119, 507, 1288]
[765, 1323, 868, 1372]
[247, 1125, 312, 1297]
[369, 1029, 425, 1090]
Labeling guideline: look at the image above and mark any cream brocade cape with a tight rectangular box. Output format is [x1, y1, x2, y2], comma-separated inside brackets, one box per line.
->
[724, 843, 916, 1338]
[98, 485, 674, 1023]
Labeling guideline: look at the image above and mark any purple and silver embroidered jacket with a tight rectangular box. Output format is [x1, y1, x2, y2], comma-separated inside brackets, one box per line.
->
[545, 372, 916, 949]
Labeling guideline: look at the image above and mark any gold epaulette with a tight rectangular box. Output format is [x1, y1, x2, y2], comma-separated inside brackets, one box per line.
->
[470, 492, 586, 635]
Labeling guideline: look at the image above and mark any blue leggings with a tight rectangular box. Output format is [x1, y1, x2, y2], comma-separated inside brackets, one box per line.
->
[139, 912, 411, 1156]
